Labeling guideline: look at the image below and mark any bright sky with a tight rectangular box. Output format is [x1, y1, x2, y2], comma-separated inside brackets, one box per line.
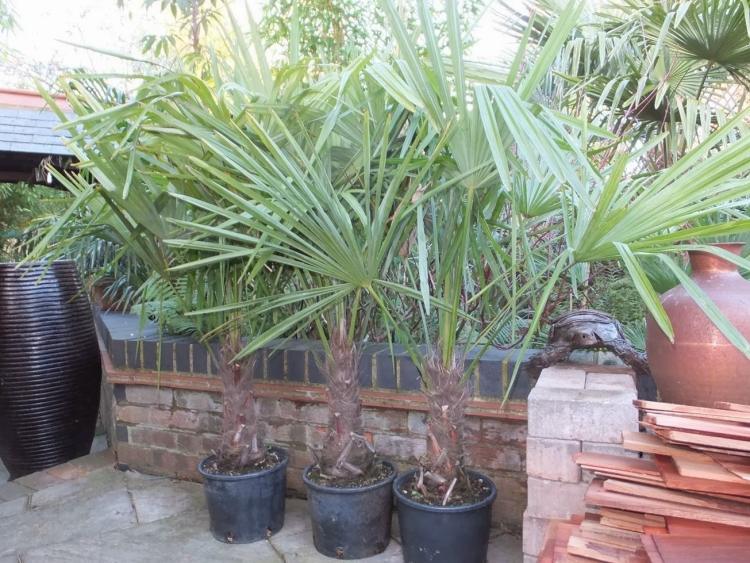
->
[0, 0, 167, 87]
[0, 0, 521, 90]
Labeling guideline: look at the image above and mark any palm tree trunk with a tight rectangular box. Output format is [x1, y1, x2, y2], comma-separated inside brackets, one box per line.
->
[316, 323, 374, 479]
[216, 336, 265, 469]
[422, 353, 469, 494]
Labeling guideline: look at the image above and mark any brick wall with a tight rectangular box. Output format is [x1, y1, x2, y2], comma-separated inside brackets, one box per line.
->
[110, 384, 528, 531]
[95, 312, 626, 534]
[96, 313, 539, 532]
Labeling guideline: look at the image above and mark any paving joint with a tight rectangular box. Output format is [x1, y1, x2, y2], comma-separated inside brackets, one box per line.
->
[266, 537, 288, 562]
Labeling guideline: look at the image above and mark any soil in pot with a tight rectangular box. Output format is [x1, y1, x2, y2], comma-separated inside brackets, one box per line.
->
[303, 459, 396, 559]
[198, 445, 288, 544]
[394, 468, 497, 563]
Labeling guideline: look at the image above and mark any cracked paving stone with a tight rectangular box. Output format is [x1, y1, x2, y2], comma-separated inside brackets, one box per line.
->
[0, 495, 27, 519]
[126, 477, 205, 524]
[30, 468, 126, 510]
[0, 481, 32, 502]
[21, 510, 282, 563]
[0, 487, 137, 556]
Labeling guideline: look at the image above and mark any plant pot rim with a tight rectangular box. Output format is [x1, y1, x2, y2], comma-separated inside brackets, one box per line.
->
[0, 259, 76, 267]
[198, 445, 288, 481]
[302, 459, 397, 494]
[393, 468, 497, 514]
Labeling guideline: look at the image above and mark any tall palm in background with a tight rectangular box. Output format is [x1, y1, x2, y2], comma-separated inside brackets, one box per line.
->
[506, 0, 750, 168]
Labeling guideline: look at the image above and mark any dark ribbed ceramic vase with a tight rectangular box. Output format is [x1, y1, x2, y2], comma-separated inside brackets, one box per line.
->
[646, 243, 750, 407]
[0, 261, 101, 478]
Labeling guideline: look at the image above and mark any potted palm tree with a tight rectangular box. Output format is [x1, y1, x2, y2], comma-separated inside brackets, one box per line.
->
[375, 2, 750, 561]
[162, 64, 441, 557]
[33, 67, 296, 543]
[369, 1, 559, 559]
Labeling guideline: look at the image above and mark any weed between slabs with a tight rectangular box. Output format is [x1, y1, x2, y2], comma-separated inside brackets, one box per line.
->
[307, 459, 394, 488]
[403, 471, 492, 507]
[202, 447, 283, 476]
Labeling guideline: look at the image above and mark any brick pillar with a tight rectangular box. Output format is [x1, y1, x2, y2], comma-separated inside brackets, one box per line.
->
[522, 365, 638, 562]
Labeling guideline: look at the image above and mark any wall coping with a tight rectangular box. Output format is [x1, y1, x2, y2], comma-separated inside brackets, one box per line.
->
[96, 311, 625, 421]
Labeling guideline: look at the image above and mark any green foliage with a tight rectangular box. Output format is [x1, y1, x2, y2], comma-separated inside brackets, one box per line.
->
[530, 0, 750, 168]
[30, 0, 750, 386]
[260, 0, 379, 64]
[589, 268, 644, 326]
[0, 184, 70, 261]
[259, 0, 487, 66]
[0, 0, 13, 32]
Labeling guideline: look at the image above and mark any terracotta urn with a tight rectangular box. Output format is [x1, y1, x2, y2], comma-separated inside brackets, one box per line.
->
[646, 242, 750, 407]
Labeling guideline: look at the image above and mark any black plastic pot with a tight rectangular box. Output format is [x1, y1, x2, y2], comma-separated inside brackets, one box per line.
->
[0, 261, 101, 479]
[302, 461, 396, 559]
[393, 469, 497, 563]
[198, 447, 288, 544]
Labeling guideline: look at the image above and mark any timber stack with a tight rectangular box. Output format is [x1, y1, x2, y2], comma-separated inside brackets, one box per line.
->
[539, 400, 750, 562]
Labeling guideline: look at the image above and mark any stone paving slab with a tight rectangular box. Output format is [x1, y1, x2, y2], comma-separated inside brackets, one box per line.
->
[20, 510, 283, 563]
[0, 450, 522, 562]
[0, 487, 138, 556]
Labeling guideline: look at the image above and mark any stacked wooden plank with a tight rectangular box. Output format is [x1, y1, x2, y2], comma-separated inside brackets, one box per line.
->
[538, 400, 750, 563]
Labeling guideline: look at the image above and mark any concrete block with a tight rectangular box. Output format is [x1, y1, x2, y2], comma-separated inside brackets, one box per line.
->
[527, 386, 638, 442]
[585, 371, 636, 392]
[525, 477, 588, 519]
[534, 366, 586, 390]
[526, 437, 581, 483]
[582, 441, 636, 457]
[522, 510, 550, 557]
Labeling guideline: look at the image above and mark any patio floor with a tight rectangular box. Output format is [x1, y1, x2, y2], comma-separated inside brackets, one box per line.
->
[0, 450, 522, 562]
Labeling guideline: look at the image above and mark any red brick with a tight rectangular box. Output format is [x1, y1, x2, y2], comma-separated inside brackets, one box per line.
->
[479, 418, 527, 445]
[152, 449, 201, 481]
[265, 422, 311, 445]
[297, 403, 328, 424]
[117, 443, 155, 470]
[202, 434, 222, 452]
[278, 399, 299, 419]
[117, 405, 207, 431]
[174, 390, 222, 413]
[407, 411, 427, 435]
[130, 427, 178, 450]
[258, 397, 279, 417]
[287, 446, 312, 470]
[486, 472, 526, 532]
[125, 385, 173, 406]
[465, 443, 523, 472]
[169, 410, 203, 430]
[175, 432, 203, 453]
[286, 466, 305, 494]
[362, 408, 407, 433]
[372, 433, 425, 462]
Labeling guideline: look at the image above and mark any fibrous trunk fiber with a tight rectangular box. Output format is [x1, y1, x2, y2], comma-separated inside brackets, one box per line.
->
[421, 352, 469, 499]
[315, 326, 374, 479]
[216, 337, 265, 469]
